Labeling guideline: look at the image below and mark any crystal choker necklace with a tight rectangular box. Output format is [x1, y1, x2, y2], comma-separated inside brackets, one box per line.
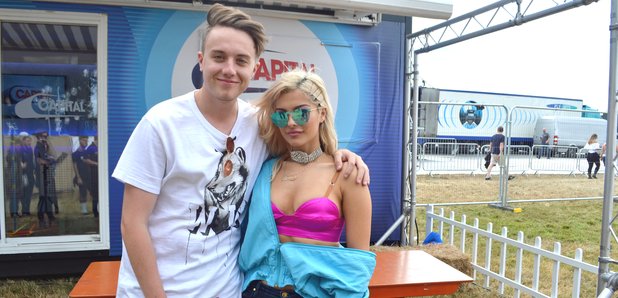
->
[289, 147, 323, 164]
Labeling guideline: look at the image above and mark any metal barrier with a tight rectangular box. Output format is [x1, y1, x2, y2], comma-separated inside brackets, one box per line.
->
[408, 143, 422, 170]
[413, 137, 457, 165]
[414, 143, 614, 176]
[418, 137, 457, 146]
[530, 145, 580, 175]
[421, 142, 479, 173]
[577, 148, 605, 176]
[479, 145, 530, 174]
[604, 155, 618, 177]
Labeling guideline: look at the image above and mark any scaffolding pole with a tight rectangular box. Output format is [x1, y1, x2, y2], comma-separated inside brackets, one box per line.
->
[598, 0, 618, 294]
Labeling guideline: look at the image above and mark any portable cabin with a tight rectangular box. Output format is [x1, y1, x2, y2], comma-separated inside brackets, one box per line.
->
[0, 0, 452, 277]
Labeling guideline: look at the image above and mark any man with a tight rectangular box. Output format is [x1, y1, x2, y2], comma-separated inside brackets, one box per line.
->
[112, 4, 368, 297]
[462, 114, 477, 129]
[6, 136, 23, 218]
[84, 136, 98, 218]
[20, 133, 35, 216]
[537, 127, 550, 159]
[601, 142, 618, 170]
[34, 131, 62, 227]
[485, 126, 505, 180]
[72, 136, 91, 215]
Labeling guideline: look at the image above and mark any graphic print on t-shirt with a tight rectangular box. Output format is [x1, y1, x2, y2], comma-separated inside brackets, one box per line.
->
[188, 141, 249, 237]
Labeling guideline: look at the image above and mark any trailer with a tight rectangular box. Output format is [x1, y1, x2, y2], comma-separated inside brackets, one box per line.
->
[0, 0, 453, 277]
[419, 88, 588, 145]
[533, 116, 608, 149]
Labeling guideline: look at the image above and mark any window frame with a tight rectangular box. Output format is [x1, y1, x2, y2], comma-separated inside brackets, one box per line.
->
[0, 9, 109, 254]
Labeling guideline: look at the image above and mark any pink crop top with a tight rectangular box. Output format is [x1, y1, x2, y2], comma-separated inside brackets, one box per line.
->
[271, 172, 344, 242]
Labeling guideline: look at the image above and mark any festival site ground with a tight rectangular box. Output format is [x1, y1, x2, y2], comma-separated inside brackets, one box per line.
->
[0, 173, 615, 297]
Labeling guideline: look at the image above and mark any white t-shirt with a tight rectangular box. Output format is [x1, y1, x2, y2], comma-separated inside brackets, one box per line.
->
[112, 91, 268, 297]
[583, 142, 601, 153]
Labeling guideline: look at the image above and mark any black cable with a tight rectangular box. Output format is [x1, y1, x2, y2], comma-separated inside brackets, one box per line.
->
[415, 217, 419, 245]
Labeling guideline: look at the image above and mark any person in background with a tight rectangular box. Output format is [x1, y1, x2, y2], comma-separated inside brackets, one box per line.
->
[111, 4, 369, 297]
[485, 126, 505, 181]
[239, 69, 375, 297]
[601, 142, 618, 168]
[84, 136, 99, 218]
[584, 133, 601, 179]
[34, 131, 65, 227]
[5, 136, 23, 218]
[20, 133, 35, 216]
[462, 114, 477, 129]
[537, 127, 550, 159]
[72, 136, 91, 215]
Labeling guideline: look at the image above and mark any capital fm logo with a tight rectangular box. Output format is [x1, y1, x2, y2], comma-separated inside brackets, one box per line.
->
[10, 85, 85, 118]
[171, 16, 338, 109]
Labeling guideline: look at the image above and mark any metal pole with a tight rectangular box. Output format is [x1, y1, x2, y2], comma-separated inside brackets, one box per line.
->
[499, 108, 513, 208]
[400, 35, 412, 244]
[598, 0, 618, 294]
[375, 206, 410, 245]
[410, 0, 595, 54]
[407, 51, 419, 245]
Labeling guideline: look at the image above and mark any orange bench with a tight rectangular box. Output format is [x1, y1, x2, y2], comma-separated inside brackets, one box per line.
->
[69, 261, 120, 298]
[369, 250, 473, 297]
[70, 250, 472, 298]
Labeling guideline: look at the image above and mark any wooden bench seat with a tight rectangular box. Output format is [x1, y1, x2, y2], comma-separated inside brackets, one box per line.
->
[69, 250, 472, 298]
[69, 261, 120, 298]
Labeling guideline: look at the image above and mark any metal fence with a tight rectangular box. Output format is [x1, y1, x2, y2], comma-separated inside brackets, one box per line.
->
[421, 142, 479, 173]
[576, 148, 606, 176]
[529, 145, 580, 175]
[414, 142, 614, 176]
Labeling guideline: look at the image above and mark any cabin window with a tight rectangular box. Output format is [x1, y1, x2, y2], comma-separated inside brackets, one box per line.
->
[0, 10, 108, 253]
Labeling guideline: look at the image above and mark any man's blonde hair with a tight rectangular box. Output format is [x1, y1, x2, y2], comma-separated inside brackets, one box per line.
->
[200, 3, 268, 57]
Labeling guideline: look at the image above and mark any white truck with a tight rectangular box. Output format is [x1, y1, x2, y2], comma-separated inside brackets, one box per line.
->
[533, 116, 607, 149]
[419, 88, 594, 146]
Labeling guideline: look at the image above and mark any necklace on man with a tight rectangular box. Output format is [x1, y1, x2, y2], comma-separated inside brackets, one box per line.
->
[289, 147, 323, 164]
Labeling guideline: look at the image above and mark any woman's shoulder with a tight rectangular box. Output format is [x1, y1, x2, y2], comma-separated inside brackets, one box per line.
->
[335, 163, 362, 190]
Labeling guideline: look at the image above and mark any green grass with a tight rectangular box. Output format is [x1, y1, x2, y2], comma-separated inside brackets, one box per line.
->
[413, 173, 613, 297]
[446, 202, 602, 297]
[0, 278, 76, 298]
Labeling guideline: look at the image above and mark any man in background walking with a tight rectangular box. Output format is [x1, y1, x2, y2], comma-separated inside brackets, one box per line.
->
[485, 126, 505, 180]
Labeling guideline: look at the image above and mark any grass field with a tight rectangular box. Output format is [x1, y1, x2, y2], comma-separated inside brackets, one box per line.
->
[1, 173, 615, 297]
[0, 278, 76, 297]
[415, 173, 615, 297]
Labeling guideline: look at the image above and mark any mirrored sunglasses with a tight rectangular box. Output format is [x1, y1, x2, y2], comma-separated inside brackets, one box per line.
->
[270, 107, 319, 128]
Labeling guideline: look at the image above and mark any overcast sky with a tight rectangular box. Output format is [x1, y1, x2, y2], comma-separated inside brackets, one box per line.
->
[412, 0, 612, 112]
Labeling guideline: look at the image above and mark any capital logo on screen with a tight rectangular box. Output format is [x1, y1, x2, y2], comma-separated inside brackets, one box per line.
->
[171, 16, 339, 111]
[13, 89, 85, 118]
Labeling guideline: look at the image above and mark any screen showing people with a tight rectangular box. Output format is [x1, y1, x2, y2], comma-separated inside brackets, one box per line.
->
[3, 131, 99, 237]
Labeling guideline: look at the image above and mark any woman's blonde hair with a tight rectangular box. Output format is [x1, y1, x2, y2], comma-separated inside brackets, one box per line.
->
[588, 133, 598, 144]
[255, 68, 338, 158]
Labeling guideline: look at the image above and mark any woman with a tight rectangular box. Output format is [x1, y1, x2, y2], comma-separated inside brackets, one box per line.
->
[583, 133, 601, 179]
[239, 69, 375, 298]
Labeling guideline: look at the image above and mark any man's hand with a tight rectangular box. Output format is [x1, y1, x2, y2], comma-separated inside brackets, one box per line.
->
[333, 149, 370, 186]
